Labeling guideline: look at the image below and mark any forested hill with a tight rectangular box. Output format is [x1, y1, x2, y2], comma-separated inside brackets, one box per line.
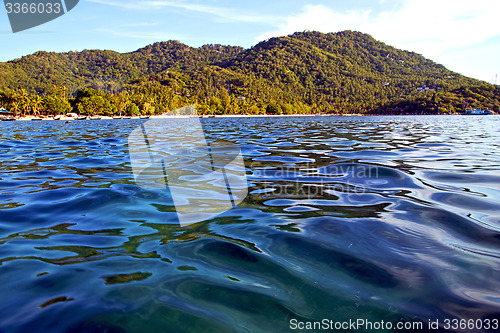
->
[0, 41, 243, 93]
[1, 30, 499, 115]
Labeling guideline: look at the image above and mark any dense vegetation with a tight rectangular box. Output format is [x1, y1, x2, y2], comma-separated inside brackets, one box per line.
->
[1, 31, 499, 116]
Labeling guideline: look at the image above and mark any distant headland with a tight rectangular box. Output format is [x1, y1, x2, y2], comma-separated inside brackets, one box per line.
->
[1, 30, 499, 117]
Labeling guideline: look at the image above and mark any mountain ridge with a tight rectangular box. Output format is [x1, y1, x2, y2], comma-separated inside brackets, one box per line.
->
[1, 30, 499, 115]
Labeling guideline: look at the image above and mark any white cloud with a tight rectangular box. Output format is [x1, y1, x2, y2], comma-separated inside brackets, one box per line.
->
[257, 5, 371, 42]
[85, 0, 500, 82]
[257, 0, 500, 82]
[259, 0, 500, 54]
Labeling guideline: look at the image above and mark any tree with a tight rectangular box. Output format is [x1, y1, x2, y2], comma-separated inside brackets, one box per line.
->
[43, 95, 72, 114]
[75, 88, 117, 115]
[77, 95, 115, 115]
[7, 93, 21, 116]
[113, 91, 129, 116]
[266, 101, 282, 114]
[16, 89, 30, 115]
[29, 95, 43, 115]
[126, 103, 140, 116]
[142, 102, 155, 115]
[0, 31, 499, 116]
[0, 90, 9, 109]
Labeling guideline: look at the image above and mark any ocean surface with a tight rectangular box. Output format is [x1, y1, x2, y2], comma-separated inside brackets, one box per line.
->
[0, 115, 499, 333]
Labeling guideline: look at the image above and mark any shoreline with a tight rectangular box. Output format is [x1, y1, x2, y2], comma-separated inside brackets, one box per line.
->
[1, 113, 497, 121]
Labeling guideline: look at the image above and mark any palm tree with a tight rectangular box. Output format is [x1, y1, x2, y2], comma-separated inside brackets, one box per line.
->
[16, 89, 30, 116]
[8, 93, 21, 117]
[30, 95, 43, 116]
[0, 90, 8, 109]
[59, 86, 69, 99]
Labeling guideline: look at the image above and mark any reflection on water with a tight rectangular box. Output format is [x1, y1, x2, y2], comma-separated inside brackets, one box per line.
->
[0, 116, 499, 332]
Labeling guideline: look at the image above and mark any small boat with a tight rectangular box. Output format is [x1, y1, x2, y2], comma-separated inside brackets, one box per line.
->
[0, 108, 14, 120]
[464, 108, 492, 115]
[77, 116, 88, 120]
[140, 116, 150, 119]
[31, 117, 43, 121]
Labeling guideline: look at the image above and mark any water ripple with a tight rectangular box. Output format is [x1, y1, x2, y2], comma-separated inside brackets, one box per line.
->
[1, 116, 500, 332]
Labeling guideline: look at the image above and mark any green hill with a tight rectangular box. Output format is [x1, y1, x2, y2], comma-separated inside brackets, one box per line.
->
[0, 41, 243, 94]
[0, 30, 499, 115]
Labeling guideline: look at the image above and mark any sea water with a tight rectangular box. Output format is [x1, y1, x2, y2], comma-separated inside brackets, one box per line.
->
[0, 115, 499, 332]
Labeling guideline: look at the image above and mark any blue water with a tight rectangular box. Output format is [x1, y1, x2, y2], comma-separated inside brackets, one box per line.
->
[0, 116, 499, 332]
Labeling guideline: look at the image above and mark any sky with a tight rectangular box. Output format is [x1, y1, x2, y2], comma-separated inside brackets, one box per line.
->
[1, 0, 499, 84]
